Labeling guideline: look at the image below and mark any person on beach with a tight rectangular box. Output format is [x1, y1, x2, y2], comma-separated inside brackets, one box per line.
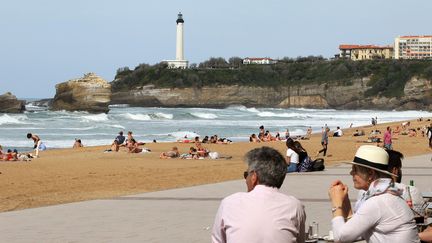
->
[127, 138, 149, 153]
[180, 147, 199, 159]
[352, 129, 365, 137]
[196, 142, 210, 157]
[160, 147, 180, 159]
[125, 131, 145, 148]
[0, 145, 4, 160]
[317, 127, 329, 157]
[26, 133, 45, 157]
[285, 128, 290, 140]
[212, 146, 306, 243]
[249, 134, 260, 142]
[259, 125, 265, 139]
[333, 126, 343, 137]
[285, 138, 299, 173]
[305, 126, 312, 139]
[427, 123, 432, 148]
[328, 145, 419, 243]
[294, 141, 313, 172]
[110, 131, 125, 152]
[383, 126, 392, 149]
[73, 139, 83, 148]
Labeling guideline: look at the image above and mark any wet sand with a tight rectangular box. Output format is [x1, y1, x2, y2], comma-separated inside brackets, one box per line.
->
[0, 118, 431, 212]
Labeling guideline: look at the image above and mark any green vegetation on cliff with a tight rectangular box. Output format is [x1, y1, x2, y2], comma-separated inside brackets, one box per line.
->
[112, 58, 432, 98]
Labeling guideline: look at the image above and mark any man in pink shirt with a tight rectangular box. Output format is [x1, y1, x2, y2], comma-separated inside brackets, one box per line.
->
[383, 126, 392, 150]
[211, 146, 306, 243]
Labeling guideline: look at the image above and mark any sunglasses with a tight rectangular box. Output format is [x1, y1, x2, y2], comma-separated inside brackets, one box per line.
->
[243, 170, 254, 179]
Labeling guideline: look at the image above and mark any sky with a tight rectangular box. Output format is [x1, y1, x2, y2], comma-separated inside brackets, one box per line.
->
[0, 0, 431, 98]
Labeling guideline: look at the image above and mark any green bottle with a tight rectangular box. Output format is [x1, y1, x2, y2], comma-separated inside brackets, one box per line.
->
[409, 180, 414, 186]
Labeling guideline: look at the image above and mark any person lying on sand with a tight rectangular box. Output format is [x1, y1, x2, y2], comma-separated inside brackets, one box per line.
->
[180, 147, 199, 159]
[128, 139, 147, 153]
[160, 147, 180, 159]
[196, 142, 210, 157]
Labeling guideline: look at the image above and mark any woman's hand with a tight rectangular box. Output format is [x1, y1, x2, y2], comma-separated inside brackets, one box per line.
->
[329, 180, 349, 207]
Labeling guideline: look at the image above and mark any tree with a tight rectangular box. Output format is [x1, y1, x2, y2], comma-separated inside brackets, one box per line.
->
[228, 57, 243, 68]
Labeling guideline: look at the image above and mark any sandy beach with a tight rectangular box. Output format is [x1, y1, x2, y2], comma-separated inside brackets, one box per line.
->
[1, 118, 431, 212]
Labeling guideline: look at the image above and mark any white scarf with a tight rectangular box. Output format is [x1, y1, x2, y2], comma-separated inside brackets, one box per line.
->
[355, 178, 402, 212]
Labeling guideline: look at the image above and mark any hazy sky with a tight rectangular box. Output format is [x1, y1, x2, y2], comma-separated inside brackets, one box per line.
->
[1, 0, 430, 98]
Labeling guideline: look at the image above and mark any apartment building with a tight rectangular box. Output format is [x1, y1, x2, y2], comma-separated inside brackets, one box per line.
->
[339, 45, 394, 61]
[394, 35, 432, 59]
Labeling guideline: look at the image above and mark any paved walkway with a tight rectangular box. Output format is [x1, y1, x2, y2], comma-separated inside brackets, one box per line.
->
[0, 154, 431, 242]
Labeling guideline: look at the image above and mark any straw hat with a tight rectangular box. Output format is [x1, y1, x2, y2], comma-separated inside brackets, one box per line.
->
[349, 145, 396, 177]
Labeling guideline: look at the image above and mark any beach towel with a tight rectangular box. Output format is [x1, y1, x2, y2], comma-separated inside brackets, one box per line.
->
[209, 152, 219, 159]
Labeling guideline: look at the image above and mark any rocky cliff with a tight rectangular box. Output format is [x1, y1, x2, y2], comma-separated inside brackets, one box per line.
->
[0, 92, 25, 113]
[52, 73, 111, 113]
[110, 77, 432, 110]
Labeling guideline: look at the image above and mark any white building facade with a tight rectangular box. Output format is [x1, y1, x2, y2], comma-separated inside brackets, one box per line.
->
[394, 35, 432, 59]
[243, 57, 277, 65]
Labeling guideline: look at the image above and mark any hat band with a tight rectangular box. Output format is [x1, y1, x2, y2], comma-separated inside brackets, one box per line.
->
[353, 156, 388, 171]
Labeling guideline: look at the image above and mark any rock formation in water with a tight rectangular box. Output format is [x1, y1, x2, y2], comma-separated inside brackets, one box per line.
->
[0, 92, 26, 113]
[52, 73, 111, 113]
[111, 77, 432, 111]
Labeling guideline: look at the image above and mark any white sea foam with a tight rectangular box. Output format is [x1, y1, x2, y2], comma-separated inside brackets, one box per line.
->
[0, 114, 27, 125]
[228, 105, 260, 113]
[58, 126, 97, 130]
[153, 113, 174, 119]
[257, 111, 306, 118]
[109, 104, 130, 108]
[123, 113, 151, 121]
[190, 112, 218, 119]
[108, 124, 126, 129]
[81, 113, 109, 122]
[167, 131, 200, 139]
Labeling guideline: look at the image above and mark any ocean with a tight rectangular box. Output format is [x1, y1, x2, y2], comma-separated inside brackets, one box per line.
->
[0, 102, 431, 151]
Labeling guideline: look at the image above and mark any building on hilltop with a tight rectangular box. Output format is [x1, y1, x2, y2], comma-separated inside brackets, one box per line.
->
[243, 57, 278, 65]
[338, 44, 394, 61]
[164, 12, 188, 69]
[394, 35, 432, 59]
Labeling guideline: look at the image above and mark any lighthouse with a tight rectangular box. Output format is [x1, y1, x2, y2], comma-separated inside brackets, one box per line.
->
[166, 12, 188, 69]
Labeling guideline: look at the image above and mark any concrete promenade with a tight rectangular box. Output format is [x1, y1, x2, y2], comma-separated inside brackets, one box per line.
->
[0, 154, 431, 242]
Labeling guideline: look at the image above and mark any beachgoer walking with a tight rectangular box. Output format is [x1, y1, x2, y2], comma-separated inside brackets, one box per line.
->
[383, 126, 392, 150]
[212, 146, 306, 243]
[317, 127, 329, 156]
[427, 123, 432, 149]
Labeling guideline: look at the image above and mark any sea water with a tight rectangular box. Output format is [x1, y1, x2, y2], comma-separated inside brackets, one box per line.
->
[0, 103, 431, 151]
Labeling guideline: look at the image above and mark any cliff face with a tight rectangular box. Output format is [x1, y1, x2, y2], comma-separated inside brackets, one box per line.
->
[0, 92, 26, 113]
[52, 73, 111, 113]
[111, 77, 432, 110]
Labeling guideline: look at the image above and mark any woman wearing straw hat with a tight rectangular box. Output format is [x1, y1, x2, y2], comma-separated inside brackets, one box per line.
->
[328, 145, 419, 243]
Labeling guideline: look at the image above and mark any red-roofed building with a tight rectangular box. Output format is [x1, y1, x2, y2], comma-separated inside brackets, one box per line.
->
[394, 35, 432, 59]
[243, 57, 278, 65]
[338, 44, 393, 60]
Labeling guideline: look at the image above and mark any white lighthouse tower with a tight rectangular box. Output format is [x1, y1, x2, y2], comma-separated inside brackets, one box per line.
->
[166, 12, 188, 69]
